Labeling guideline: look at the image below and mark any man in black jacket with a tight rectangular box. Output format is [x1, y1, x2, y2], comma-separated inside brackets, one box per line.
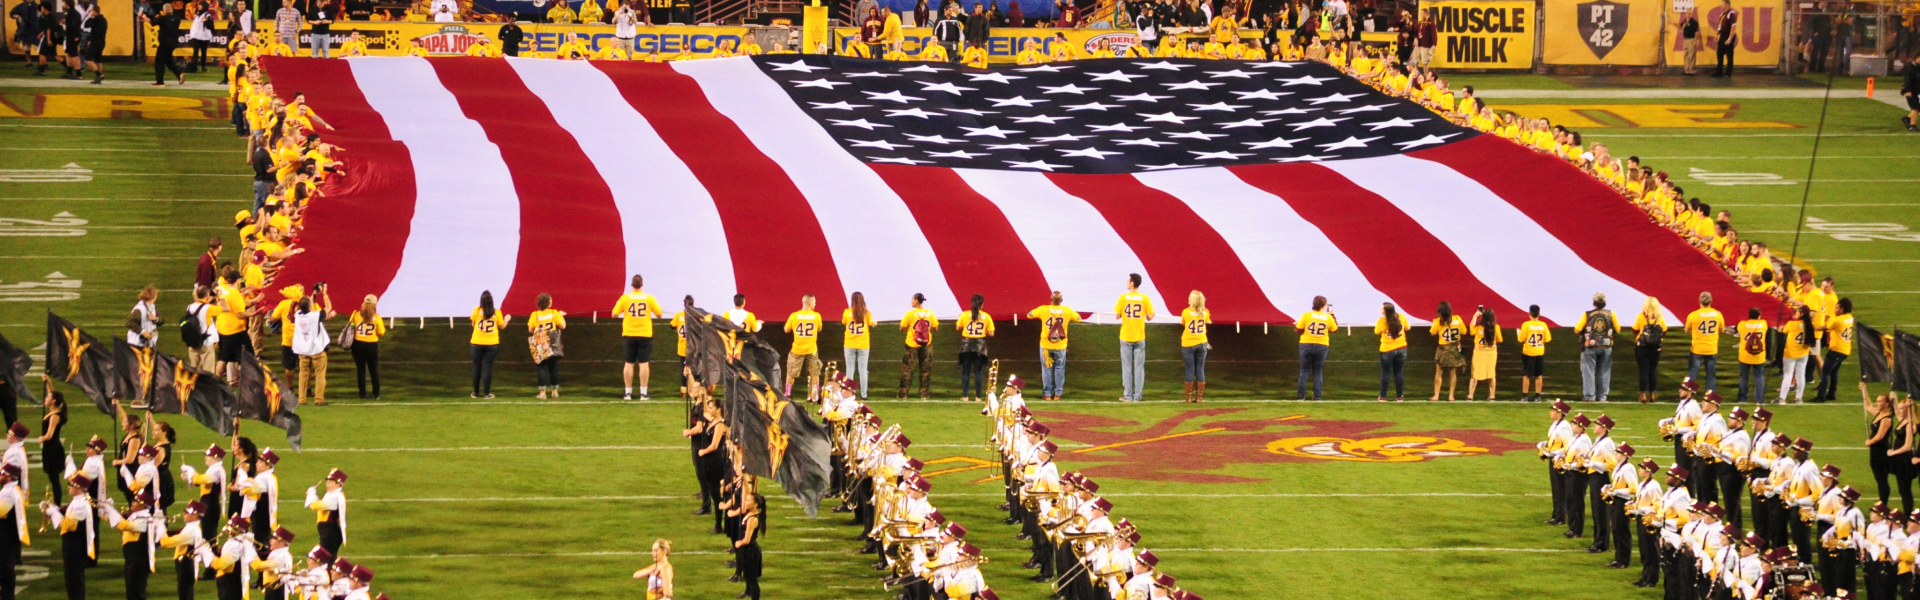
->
[1902, 61, 1919, 131]
[963, 2, 988, 52]
[498, 20, 524, 56]
[1712, 0, 1737, 77]
[143, 3, 185, 86]
[81, 6, 105, 84]
[932, 5, 963, 61]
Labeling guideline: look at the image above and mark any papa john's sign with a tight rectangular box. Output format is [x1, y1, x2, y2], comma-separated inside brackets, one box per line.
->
[1418, 0, 1537, 69]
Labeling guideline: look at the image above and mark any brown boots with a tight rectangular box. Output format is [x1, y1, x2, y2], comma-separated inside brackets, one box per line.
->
[1183, 382, 1206, 403]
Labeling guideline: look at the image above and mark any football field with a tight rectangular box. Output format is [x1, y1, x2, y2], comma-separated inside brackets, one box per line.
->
[2, 69, 1918, 599]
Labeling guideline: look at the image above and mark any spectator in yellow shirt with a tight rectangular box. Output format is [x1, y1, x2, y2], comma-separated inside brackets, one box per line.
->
[841, 292, 876, 399]
[1815, 297, 1855, 402]
[1684, 292, 1725, 392]
[1115, 274, 1155, 402]
[1778, 305, 1815, 403]
[347, 294, 384, 399]
[1735, 307, 1770, 404]
[1466, 306, 1501, 401]
[613, 275, 663, 400]
[961, 43, 988, 68]
[1375, 303, 1410, 402]
[899, 293, 939, 400]
[1517, 305, 1552, 403]
[882, 7, 904, 55]
[470, 291, 510, 399]
[1180, 291, 1211, 403]
[528, 293, 567, 399]
[1028, 292, 1080, 400]
[784, 295, 824, 402]
[955, 294, 995, 403]
[1294, 296, 1337, 401]
[213, 272, 255, 382]
[1430, 300, 1466, 402]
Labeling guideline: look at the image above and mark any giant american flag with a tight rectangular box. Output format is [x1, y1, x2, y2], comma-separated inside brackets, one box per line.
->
[258, 55, 1778, 325]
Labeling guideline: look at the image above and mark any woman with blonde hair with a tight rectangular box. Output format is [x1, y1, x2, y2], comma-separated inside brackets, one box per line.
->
[348, 294, 386, 399]
[1180, 290, 1211, 403]
[1632, 296, 1667, 403]
[633, 538, 674, 599]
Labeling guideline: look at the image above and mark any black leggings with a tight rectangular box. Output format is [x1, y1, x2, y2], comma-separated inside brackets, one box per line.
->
[352, 341, 380, 398]
[958, 352, 987, 398]
[1635, 345, 1661, 393]
[1898, 459, 1917, 513]
[471, 344, 499, 395]
[190, 38, 209, 68]
[537, 357, 561, 388]
[153, 45, 182, 83]
[1816, 351, 1849, 400]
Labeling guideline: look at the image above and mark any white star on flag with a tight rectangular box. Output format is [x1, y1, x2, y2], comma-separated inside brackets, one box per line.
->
[1089, 123, 1150, 133]
[943, 108, 998, 116]
[1188, 102, 1249, 112]
[1219, 118, 1277, 129]
[1090, 70, 1148, 82]
[988, 96, 1047, 107]
[850, 139, 911, 150]
[965, 72, 1027, 83]
[898, 64, 947, 73]
[809, 101, 869, 110]
[1166, 131, 1227, 140]
[1316, 136, 1383, 151]
[1243, 135, 1308, 149]
[793, 78, 849, 89]
[1005, 159, 1067, 170]
[1231, 89, 1292, 100]
[1115, 138, 1175, 147]
[1015, 114, 1074, 124]
[1190, 150, 1250, 160]
[918, 81, 977, 94]
[1305, 93, 1366, 105]
[829, 118, 890, 130]
[1016, 64, 1072, 73]
[1335, 104, 1395, 114]
[1365, 117, 1429, 130]
[1165, 80, 1224, 91]
[927, 149, 989, 159]
[845, 72, 900, 78]
[1138, 62, 1194, 70]
[770, 61, 829, 72]
[885, 107, 943, 118]
[1288, 117, 1350, 130]
[1205, 69, 1257, 79]
[1141, 163, 1196, 170]
[905, 133, 964, 144]
[1035, 133, 1096, 142]
[1064, 102, 1121, 111]
[1060, 147, 1123, 159]
[1140, 112, 1199, 124]
[1393, 134, 1460, 150]
[1115, 93, 1172, 102]
[1040, 83, 1099, 95]
[1248, 61, 1297, 68]
[1277, 75, 1337, 86]
[986, 143, 1045, 150]
[961, 125, 1021, 138]
[870, 156, 929, 164]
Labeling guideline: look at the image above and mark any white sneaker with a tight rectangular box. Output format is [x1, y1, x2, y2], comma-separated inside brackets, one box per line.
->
[623, 392, 633, 400]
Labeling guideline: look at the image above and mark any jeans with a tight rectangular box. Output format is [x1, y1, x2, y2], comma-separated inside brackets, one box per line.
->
[1816, 351, 1849, 400]
[843, 347, 870, 399]
[1779, 355, 1810, 401]
[1119, 340, 1145, 401]
[471, 344, 499, 395]
[958, 352, 988, 399]
[231, 100, 248, 136]
[1297, 343, 1329, 400]
[1738, 363, 1767, 403]
[351, 341, 379, 398]
[1687, 353, 1718, 392]
[1634, 344, 1661, 393]
[1580, 347, 1613, 401]
[1379, 347, 1407, 399]
[536, 357, 561, 388]
[253, 180, 272, 211]
[1181, 344, 1208, 383]
[310, 32, 331, 57]
[1041, 348, 1066, 397]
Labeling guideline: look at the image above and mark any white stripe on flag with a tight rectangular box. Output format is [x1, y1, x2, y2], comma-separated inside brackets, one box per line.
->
[955, 169, 1170, 322]
[671, 57, 960, 318]
[348, 57, 521, 317]
[507, 59, 738, 306]
[1322, 155, 1669, 324]
[1134, 168, 1406, 323]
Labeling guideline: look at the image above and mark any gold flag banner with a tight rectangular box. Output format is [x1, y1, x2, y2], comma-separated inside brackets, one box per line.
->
[1418, 0, 1537, 69]
[1543, 0, 1665, 65]
[1665, 0, 1783, 67]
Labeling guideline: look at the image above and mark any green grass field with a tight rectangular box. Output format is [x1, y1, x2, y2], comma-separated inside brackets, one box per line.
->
[1, 65, 1918, 599]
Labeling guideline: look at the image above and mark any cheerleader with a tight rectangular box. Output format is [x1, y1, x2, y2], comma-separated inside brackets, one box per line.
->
[632, 539, 675, 599]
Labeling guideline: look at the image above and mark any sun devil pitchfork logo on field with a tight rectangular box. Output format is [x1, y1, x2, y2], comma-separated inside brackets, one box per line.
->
[1577, 0, 1630, 59]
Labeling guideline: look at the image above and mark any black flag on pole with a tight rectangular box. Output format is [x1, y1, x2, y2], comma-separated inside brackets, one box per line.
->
[0, 332, 32, 425]
[1893, 330, 1920, 396]
[679, 301, 832, 516]
[111, 338, 160, 410]
[150, 353, 237, 437]
[233, 351, 303, 450]
[1858, 322, 1894, 384]
[45, 312, 117, 415]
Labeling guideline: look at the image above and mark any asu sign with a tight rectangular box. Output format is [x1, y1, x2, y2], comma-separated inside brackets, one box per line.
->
[1544, 0, 1664, 64]
[1419, 0, 1536, 69]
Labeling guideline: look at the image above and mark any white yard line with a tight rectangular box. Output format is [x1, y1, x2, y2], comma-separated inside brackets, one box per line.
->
[0, 147, 242, 152]
[0, 197, 244, 202]
[1584, 132, 1910, 138]
[0, 123, 231, 130]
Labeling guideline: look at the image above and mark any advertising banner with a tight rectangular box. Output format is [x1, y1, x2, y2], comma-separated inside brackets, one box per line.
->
[1543, 0, 1664, 65]
[1417, 0, 1536, 69]
[150, 22, 751, 58]
[1666, 0, 1782, 66]
[828, 27, 1280, 62]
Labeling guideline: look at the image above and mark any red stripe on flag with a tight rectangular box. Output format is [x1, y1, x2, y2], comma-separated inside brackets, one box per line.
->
[592, 61, 847, 314]
[1046, 173, 1288, 321]
[424, 57, 627, 315]
[1412, 137, 1785, 321]
[1229, 163, 1529, 324]
[869, 165, 1053, 315]
[257, 57, 414, 311]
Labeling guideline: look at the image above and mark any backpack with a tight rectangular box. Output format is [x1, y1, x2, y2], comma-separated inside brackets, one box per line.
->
[1638, 320, 1665, 350]
[1582, 309, 1615, 348]
[179, 305, 207, 348]
[911, 316, 932, 347]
